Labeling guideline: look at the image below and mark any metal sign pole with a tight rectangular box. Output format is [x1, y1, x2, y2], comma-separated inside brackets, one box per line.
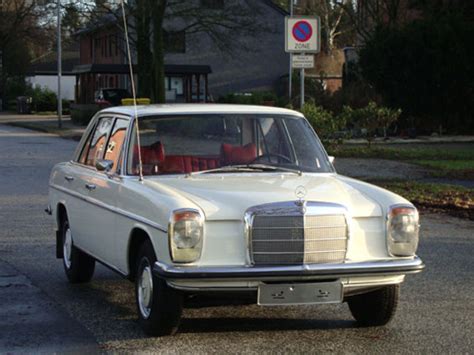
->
[300, 66, 305, 109]
[288, 1, 294, 103]
[57, 0, 62, 129]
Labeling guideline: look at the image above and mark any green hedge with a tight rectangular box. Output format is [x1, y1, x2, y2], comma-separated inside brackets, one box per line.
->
[70, 104, 100, 126]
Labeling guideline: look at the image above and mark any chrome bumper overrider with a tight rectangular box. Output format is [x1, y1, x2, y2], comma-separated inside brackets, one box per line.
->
[153, 256, 424, 281]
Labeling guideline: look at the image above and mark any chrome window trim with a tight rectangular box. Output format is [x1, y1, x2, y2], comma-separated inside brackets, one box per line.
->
[49, 183, 167, 233]
[244, 201, 351, 266]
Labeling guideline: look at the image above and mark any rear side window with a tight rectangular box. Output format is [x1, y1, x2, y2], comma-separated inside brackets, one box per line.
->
[79, 117, 114, 167]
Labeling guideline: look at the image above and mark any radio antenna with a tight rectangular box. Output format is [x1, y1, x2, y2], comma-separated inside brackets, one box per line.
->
[120, 0, 144, 181]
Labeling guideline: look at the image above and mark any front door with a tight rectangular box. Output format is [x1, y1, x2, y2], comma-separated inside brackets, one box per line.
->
[73, 116, 117, 264]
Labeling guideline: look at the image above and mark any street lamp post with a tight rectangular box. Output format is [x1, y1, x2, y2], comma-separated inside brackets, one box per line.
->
[57, 0, 62, 129]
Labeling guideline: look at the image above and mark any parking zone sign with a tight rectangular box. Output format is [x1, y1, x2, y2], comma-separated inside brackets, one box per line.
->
[285, 16, 320, 53]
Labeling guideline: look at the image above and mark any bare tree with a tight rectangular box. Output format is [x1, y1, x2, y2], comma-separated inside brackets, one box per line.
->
[0, 0, 54, 104]
[344, 0, 412, 42]
[298, 0, 355, 53]
[77, 0, 267, 102]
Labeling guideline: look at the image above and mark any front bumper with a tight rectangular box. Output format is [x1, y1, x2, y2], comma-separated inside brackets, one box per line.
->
[154, 256, 424, 282]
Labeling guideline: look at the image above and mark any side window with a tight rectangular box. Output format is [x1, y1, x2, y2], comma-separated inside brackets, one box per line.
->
[82, 117, 114, 167]
[104, 118, 129, 174]
[78, 127, 96, 165]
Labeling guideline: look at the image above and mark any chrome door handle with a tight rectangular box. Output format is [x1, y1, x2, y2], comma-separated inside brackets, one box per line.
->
[85, 184, 96, 191]
[64, 176, 74, 182]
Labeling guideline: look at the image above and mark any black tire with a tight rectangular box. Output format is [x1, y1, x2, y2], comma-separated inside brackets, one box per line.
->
[135, 240, 183, 336]
[61, 216, 95, 283]
[347, 285, 400, 326]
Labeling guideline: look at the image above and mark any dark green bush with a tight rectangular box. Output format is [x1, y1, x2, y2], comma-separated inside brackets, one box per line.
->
[339, 102, 401, 147]
[299, 101, 346, 143]
[70, 104, 100, 126]
[359, 14, 474, 133]
[27, 86, 57, 112]
[218, 91, 286, 107]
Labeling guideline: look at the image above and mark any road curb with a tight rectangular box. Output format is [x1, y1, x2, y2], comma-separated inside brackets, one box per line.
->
[4, 121, 83, 141]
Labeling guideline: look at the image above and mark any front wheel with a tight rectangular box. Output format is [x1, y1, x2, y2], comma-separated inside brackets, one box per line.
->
[347, 285, 400, 326]
[135, 241, 183, 336]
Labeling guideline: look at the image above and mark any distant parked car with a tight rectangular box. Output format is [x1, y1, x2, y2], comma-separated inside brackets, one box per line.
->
[94, 88, 132, 107]
[47, 104, 424, 336]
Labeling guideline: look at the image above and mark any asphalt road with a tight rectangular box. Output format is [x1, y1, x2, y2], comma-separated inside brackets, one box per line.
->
[0, 124, 472, 353]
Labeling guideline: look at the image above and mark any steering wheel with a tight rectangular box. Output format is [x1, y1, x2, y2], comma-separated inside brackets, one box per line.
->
[252, 153, 292, 164]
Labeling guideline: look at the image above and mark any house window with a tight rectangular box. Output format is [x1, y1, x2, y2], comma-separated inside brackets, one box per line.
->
[109, 35, 113, 57]
[164, 31, 185, 53]
[105, 36, 109, 57]
[201, 0, 224, 9]
[94, 38, 100, 59]
[169, 77, 184, 95]
[115, 34, 120, 56]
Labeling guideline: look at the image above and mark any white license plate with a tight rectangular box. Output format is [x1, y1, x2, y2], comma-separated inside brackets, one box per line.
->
[258, 281, 343, 306]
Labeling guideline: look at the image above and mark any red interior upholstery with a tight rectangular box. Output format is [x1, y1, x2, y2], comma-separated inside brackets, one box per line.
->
[133, 142, 165, 175]
[132, 142, 257, 175]
[221, 143, 257, 165]
[160, 156, 221, 174]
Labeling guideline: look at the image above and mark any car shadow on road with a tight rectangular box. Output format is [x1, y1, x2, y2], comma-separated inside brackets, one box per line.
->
[179, 317, 356, 333]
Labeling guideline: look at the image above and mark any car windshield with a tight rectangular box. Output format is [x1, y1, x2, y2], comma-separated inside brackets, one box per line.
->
[127, 114, 333, 176]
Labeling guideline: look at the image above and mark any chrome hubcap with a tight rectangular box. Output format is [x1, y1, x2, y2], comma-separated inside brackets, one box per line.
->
[138, 263, 153, 319]
[63, 227, 72, 269]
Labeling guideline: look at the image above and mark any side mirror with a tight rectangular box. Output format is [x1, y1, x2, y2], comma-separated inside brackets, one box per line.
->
[96, 159, 114, 172]
[328, 156, 335, 164]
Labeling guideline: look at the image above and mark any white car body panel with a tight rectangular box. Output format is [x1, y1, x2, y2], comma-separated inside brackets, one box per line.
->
[48, 104, 423, 292]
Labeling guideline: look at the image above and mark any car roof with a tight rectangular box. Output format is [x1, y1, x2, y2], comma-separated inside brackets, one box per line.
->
[99, 104, 305, 118]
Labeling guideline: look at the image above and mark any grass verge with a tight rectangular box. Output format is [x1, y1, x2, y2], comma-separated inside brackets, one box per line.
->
[372, 180, 474, 220]
[329, 145, 474, 179]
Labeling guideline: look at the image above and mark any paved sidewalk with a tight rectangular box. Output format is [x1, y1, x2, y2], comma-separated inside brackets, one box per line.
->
[0, 113, 85, 140]
[0, 259, 99, 353]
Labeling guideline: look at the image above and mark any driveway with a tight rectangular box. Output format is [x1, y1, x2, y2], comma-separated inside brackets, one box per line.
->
[334, 158, 429, 180]
[0, 124, 472, 353]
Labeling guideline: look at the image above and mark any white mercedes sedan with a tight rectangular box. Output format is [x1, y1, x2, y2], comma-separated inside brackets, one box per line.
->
[47, 104, 424, 336]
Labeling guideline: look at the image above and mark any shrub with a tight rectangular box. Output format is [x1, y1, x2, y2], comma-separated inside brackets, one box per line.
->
[359, 14, 474, 133]
[27, 86, 57, 112]
[218, 91, 286, 107]
[300, 102, 346, 143]
[70, 104, 100, 126]
[339, 102, 401, 147]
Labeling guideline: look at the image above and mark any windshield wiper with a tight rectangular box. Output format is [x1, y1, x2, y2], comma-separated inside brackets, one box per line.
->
[188, 164, 302, 177]
[244, 164, 302, 175]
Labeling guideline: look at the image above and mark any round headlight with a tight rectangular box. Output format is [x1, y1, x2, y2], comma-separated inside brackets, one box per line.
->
[173, 219, 202, 249]
[169, 209, 203, 263]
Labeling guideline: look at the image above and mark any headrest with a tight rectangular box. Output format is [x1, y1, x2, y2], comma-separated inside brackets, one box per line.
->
[221, 143, 257, 165]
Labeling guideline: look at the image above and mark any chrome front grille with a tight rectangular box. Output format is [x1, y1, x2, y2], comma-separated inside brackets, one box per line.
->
[247, 202, 349, 265]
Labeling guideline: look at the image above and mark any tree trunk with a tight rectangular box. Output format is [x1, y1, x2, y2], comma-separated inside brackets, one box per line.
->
[0, 47, 4, 109]
[135, 0, 152, 98]
[151, 0, 167, 103]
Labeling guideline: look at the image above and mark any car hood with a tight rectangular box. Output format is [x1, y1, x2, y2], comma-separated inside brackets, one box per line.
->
[146, 173, 383, 220]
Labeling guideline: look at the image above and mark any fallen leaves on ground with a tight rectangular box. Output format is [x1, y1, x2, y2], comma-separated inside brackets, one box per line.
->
[372, 180, 474, 220]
